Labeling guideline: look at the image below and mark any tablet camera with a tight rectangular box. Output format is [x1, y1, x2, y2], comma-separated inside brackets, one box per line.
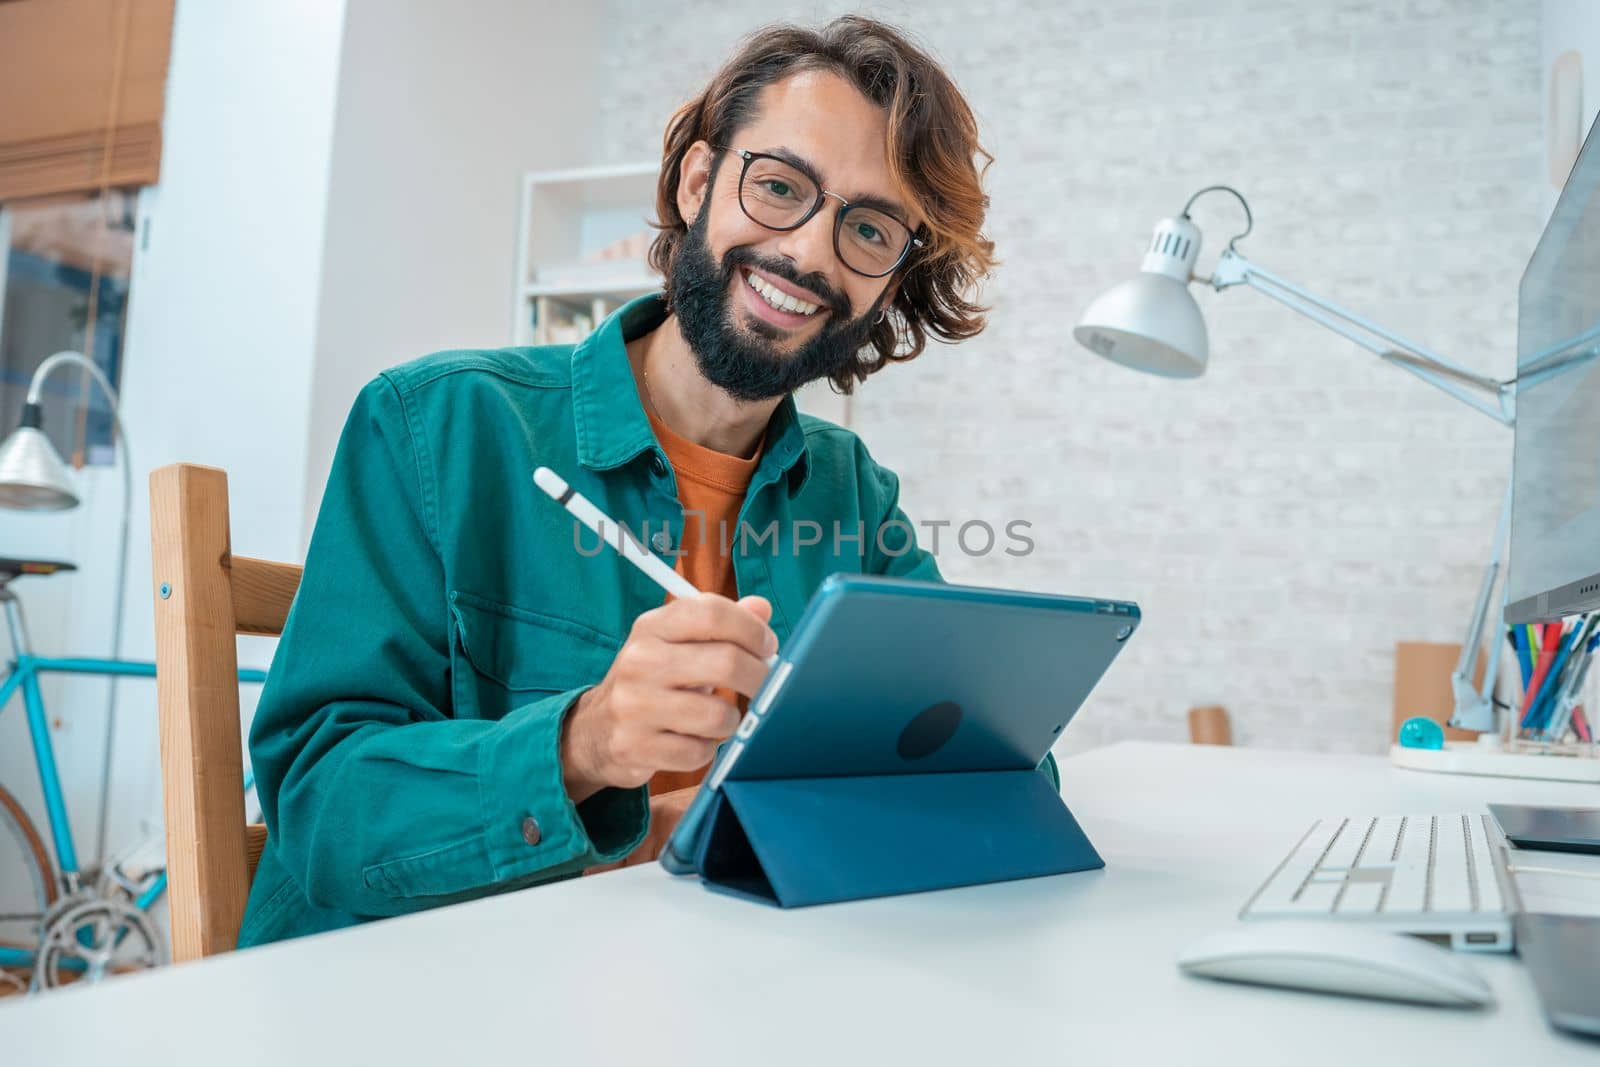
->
[897, 700, 963, 760]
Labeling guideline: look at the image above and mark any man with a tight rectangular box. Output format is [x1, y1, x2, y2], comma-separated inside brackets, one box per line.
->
[239, 15, 1041, 947]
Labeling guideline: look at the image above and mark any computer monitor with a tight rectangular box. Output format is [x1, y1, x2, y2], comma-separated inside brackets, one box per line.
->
[1506, 114, 1600, 624]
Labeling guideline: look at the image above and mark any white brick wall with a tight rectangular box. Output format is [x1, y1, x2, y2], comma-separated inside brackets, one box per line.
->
[592, 0, 1544, 755]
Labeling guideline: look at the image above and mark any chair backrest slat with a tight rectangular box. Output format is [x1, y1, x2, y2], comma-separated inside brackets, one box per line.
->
[230, 556, 300, 635]
[150, 463, 300, 962]
[244, 822, 269, 879]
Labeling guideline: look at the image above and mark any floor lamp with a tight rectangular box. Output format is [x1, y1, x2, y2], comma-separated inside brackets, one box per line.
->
[0, 350, 132, 868]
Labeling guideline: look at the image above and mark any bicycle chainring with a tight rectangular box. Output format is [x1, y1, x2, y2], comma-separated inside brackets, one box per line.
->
[32, 891, 164, 990]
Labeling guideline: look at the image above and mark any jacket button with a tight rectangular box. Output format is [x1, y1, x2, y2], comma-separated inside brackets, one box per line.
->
[651, 529, 673, 553]
[520, 815, 542, 846]
[650, 453, 667, 477]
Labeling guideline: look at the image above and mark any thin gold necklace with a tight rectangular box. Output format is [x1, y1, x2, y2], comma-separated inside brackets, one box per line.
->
[640, 359, 662, 419]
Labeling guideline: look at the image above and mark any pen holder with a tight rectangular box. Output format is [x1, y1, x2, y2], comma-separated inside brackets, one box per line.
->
[1500, 710, 1599, 760]
[1389, 633, 1600, 782]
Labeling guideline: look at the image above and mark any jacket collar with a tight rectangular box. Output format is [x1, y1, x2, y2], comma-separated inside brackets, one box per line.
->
[570, 292, 811, 494]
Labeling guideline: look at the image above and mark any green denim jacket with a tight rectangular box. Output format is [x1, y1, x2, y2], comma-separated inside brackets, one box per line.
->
[238, 293, 1055, 947]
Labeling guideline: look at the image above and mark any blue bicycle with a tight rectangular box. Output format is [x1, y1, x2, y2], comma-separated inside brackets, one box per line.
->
[0, 558, 265, 992]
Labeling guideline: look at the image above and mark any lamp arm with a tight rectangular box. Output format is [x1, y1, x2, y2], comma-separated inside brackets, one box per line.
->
[1197, 255, 1519, 732]
[1208, 250, 1515, 426]
[29, 350, 131, 872]
[1448, 481, 1512, 733]
[28, 351, 125, 434]
[1512, 320, 1600, 392]
[1170, 212, 1600, 737]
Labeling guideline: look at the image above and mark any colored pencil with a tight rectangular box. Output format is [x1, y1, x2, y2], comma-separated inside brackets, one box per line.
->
[1528, 616, 1600, 733]
[1545, 632, 1600, 741]
[1521, 622, 1565, 729]
[1513, 625, 1534, 690]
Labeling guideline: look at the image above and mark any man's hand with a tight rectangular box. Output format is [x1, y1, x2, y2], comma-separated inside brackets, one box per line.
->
[560, 594, 774, 803]
[584, 786, 698, 874]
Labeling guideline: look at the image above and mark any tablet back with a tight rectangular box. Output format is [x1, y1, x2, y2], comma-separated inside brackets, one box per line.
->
[720, 575, 1139, 783]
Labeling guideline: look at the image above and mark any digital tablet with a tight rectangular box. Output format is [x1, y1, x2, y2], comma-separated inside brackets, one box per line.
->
[661, 574, 1140, 874]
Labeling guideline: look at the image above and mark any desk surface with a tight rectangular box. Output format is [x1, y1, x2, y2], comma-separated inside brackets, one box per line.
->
[6, 741, 1597, 1064]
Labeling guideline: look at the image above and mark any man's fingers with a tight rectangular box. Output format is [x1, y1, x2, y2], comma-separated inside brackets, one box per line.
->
[640, 730, 722, 772]
[642, 595, 777, 658]
[736, 595, 773, 626]
[589, 595, 777, 791]
[656, 641, 770, 699]
[642, 688, 742, 741]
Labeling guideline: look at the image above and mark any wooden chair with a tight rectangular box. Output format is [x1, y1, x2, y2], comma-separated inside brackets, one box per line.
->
[149, 463, 301, 962]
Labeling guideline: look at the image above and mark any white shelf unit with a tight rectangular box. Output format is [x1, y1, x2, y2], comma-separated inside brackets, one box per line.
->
[511, 162, 661, 346]
[510, 161, 851, 426]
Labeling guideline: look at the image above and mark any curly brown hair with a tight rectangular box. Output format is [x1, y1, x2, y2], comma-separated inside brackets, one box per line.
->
[648, 15, 998, 394]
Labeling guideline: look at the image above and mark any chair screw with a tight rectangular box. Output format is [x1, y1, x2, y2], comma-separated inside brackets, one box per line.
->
[159, 583, 171, 599]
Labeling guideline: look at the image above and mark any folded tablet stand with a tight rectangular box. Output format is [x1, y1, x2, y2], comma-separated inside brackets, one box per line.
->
[692, 767, 1103, 907]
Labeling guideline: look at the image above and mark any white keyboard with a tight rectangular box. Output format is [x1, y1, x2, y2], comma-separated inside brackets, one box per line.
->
[1241, 815, 1514, 952]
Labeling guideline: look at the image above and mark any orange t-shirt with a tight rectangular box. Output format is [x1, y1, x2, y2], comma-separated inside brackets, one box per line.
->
[644, 404, 761, 795]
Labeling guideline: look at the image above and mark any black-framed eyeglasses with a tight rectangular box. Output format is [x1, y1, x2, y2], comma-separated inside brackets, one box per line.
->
[715, 146, 924, 279]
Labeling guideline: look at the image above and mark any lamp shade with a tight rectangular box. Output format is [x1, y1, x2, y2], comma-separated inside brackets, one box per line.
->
[1074, 273, 1209, 378]
[0, 425, 79, 510]
[1074, 214, 1209, 378]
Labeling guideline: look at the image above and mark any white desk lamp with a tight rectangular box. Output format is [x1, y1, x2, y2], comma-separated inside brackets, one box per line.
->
[1074, 186, 1600, 779]
[0, 350, 132, 868]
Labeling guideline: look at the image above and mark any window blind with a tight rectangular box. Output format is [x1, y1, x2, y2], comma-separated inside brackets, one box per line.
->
[0, 0, 175, 202]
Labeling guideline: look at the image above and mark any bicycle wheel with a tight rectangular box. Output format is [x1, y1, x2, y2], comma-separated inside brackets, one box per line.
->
[0, 783, 56, 988]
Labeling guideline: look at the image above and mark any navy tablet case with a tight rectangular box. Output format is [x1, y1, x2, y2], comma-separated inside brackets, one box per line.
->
[663, 575, 1140, 907]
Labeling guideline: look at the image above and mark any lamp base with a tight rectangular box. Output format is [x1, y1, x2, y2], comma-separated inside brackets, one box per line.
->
[1389, 739, 1600, 783]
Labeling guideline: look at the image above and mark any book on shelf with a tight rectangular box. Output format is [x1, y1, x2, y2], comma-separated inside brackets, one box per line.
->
[530, 295, 604, 346]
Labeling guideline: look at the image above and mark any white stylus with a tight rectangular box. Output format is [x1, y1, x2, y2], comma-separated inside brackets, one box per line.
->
[534, 466, 703, 600]
[533, 466, 777, 668]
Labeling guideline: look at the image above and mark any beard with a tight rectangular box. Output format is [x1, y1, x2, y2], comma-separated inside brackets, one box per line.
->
[667, 203, 884, 403]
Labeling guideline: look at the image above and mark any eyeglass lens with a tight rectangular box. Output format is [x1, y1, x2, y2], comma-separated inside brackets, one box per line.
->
[739, 155, 911, 277]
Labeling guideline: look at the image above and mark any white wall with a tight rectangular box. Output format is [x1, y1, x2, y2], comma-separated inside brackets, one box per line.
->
[591, 0, 1546, 755]
[0, 2, 345, 889]
[301, 0, 605, 545]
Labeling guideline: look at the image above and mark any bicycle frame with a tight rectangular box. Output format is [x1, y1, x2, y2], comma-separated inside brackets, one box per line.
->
[0, 591, 266, 972]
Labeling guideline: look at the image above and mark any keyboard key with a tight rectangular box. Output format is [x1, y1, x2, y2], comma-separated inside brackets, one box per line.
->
[1244, 819, 1340, 916]
[1336, 881, 1385, 913]
[1252, 879, 1341, 916]
[1387, 817, 1432, 912]
[1465, 814, 1503, 912]
[1320, 816, 1367, 871]
[1361, 816, 1405, 868]
[1432, 815, 1473, 912]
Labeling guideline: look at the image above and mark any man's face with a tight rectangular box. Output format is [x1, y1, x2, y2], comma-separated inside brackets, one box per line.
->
[667, 70, 922, 402]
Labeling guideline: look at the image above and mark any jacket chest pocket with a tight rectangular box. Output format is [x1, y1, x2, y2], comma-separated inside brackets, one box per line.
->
[449, 589, 621, 720]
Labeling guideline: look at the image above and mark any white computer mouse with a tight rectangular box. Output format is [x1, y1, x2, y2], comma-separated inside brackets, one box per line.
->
[1176, 921, 1494, 1007]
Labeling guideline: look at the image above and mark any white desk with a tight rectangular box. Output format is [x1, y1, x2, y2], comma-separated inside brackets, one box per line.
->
[5, 741, 1596, 1064]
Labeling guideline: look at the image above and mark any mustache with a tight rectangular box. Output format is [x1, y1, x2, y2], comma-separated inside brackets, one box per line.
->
[722, 247, 849, 317]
